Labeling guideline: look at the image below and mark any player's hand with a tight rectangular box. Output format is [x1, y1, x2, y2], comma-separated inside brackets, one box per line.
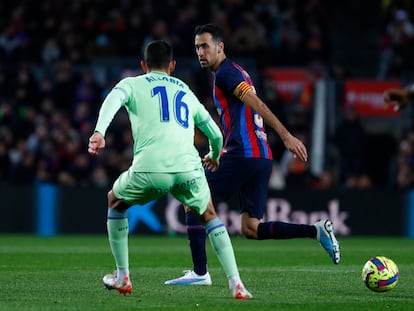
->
[383, 88, 410, 111]
[202, 154, 220, 172]
[88, 132, 105, 156]
[282, 134, 308, 162]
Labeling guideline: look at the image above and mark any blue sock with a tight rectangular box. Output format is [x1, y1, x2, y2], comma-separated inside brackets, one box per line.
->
[186, 211, 207, 275]
[257, 221, 317, 240]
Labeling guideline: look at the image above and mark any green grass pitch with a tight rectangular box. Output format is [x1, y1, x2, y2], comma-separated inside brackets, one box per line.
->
[1, 235, 414, 311]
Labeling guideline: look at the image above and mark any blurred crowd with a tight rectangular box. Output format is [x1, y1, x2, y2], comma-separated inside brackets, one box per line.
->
[0, 0, 414, 190]
[391, 127, 414, 189]
[0, 0, 331, 67]
[0, 0, 331, 188]
[378, 1, 414, 82]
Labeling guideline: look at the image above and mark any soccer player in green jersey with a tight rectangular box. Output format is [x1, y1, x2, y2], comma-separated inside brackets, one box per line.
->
[88, 40, 252, 299]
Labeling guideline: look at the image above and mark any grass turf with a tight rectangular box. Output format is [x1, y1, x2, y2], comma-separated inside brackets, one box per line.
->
[0, 235, 413, 311]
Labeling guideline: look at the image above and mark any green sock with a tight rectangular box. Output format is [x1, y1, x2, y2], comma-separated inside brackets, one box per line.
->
[205, 217, 239, 279]
[107, 209, 129, 271]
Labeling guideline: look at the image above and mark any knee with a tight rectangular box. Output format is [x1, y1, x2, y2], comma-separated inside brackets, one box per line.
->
[107, 190, 129, 211]
[241, 224, 258, 240]
[106, 190, 113, 203]
[199, 206, 216, 224]
[198, 199, 217, 224]
[241, 213, 260, 239]
[107, 190, 117, 208]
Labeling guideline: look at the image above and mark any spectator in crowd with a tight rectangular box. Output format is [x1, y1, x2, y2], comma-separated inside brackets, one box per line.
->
[377, 7, 414, 80]
[383, 84, 414, 189]
[334, 106, 366, 187]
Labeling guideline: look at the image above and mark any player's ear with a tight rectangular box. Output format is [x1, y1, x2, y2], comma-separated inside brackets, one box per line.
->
[141, 60, 148, 73]
[169, 60, 176, 73]
[217, 41, 224, 53]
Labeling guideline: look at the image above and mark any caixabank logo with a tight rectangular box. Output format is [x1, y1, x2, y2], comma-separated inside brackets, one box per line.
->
[161, 196, 350, 236]
[125, 189, 406, 236]
[27, 184, 407, 236]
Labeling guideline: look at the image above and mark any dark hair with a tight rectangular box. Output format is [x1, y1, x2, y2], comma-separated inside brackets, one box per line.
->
[144, 40, 173, 69]
[194, 24, 224, 42]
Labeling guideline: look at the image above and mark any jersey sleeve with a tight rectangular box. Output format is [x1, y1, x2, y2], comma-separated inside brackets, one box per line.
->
[216, 60, 253, 100]
[234, 81, 252, 101]
[94, 83, 129, 136]
[215, 62, 244, 93]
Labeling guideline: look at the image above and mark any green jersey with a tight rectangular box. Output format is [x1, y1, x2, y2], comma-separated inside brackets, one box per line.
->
[95, 71, 223, 172]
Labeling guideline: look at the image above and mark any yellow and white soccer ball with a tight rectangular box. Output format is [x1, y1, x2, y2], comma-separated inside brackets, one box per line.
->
[362, 256, 399, 292]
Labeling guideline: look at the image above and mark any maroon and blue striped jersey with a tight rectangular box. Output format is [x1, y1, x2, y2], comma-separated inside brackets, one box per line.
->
[213, 58, 273, 160]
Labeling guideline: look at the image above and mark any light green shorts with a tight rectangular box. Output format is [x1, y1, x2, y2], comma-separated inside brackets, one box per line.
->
[112, 167, 210, 215]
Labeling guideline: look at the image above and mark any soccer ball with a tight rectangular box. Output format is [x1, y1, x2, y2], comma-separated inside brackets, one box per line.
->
[362, 256, 399, 292]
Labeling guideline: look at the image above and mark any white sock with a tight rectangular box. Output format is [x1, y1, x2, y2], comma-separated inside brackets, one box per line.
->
[229, 275, 242, 289]
[117, 268, 129, 280]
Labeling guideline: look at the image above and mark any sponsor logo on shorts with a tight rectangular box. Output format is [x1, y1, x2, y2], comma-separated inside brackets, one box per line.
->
[150, 177, 198, 194]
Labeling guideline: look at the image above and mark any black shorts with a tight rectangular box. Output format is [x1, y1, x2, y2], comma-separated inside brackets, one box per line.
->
[205, 157, 273, 219]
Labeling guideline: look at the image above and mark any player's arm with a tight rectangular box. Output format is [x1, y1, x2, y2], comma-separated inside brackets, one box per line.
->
[196, 113, 223, 172]
[234, 82, 308, 162]
[88, 87, 127, 156]
[197, 116, 223, 160]
[383, 85, 414, 111]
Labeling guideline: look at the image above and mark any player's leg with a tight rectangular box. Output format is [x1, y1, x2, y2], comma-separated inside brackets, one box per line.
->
[239, 158, 318, 240]
[240, 158, 340, 264]
[171, 168, 252, 299]
[242, 212, 317, 239]
[186, 208, 208, 276]
[164, 206, 211, 285]
[200, 200, 252, 299]
[102, 189, 133, 295]
[245, 214, 340, 264]
[103, 171, 162, 295]
[165, 159, 241, 286]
